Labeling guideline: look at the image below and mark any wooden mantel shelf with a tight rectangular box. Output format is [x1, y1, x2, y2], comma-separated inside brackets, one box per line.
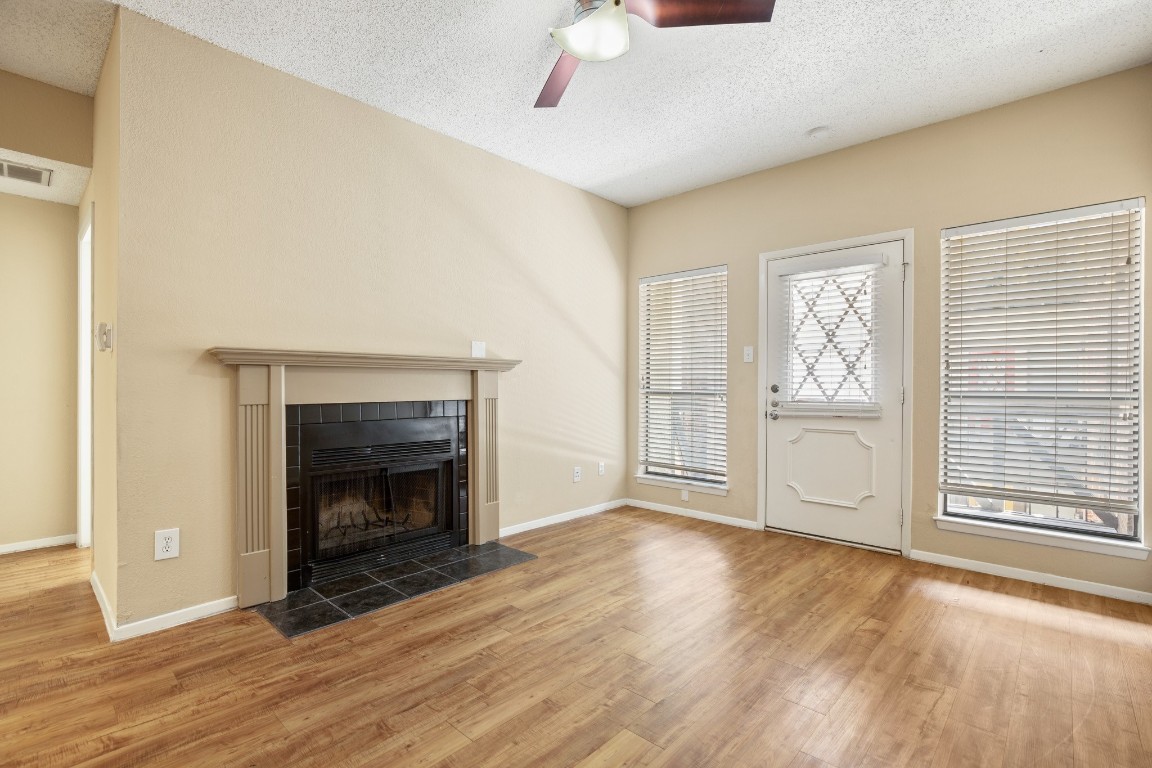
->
[209, 347, 521, 372]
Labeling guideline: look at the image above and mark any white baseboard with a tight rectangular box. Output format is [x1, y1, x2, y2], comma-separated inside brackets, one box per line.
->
[910, 549, 1152, 606]
[499, 499, 626, 537]
[89, 570, 116, 640]
[498, 498, 763, 538]
[624, 499, 762, 530]
[89, 570, 237, 642]
[0, 534, 77, 555]
[111, 596, 238, 641]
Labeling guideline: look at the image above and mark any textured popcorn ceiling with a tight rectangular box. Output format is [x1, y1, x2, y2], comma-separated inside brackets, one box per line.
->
[8, 1, 1152, 205]
[0, 0, 116, 96]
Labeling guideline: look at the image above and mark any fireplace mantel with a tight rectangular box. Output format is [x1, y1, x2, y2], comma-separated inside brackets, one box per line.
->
[211, 347, 520, 607]
[209, 347, 521, 372]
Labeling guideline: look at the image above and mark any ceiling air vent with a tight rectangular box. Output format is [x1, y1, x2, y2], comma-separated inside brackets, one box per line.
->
[0, 160, 53, 186]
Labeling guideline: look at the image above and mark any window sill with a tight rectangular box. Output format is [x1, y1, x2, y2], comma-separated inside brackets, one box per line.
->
[933, 515, 1150, 561]
[635, 475, 729, 497]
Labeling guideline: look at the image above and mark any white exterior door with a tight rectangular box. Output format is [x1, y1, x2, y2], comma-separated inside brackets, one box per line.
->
[763, 240, 904, 550]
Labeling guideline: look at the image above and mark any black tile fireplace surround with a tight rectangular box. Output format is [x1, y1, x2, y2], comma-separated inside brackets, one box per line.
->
[285, 400, 468, 590]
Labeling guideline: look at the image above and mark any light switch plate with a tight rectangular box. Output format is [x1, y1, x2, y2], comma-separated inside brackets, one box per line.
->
[471, 341, 486, 358]
[96, 322, 114, 352]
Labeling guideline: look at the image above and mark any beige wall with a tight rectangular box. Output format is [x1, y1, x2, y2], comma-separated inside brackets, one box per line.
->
[0, 194, 77, 548]
[0, 69, 93, 167]
[628, 65, 1152, 592]
[79, 12, 121, 612]
[112, 11, 628, 623]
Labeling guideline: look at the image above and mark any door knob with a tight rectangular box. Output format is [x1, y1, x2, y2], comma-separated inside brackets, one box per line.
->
[769, 411, 779, 420]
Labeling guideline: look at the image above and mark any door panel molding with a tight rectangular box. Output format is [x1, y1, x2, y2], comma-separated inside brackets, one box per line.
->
[786, 428, 875, 508]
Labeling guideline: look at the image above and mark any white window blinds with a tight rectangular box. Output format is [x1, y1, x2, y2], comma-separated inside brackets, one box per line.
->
[639, 266, 728, 484]
[940, 199, 1143, 539]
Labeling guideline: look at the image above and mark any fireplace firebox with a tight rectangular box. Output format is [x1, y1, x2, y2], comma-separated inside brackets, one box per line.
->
[286, 401, 468, 589]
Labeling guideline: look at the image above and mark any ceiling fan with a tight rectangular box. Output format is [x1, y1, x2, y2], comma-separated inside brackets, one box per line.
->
[535, 0, 777, 108]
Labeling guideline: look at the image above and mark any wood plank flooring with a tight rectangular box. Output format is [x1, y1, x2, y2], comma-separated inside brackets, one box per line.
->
[2, 506, 1151, 767]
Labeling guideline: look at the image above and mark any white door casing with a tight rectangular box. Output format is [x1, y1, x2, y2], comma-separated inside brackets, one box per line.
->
[77, 203, 94, 549]
[760, 237, 907, 551]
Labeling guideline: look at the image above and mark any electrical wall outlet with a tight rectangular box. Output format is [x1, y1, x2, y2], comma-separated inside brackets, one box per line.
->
[598, 462, 605, 476]
[743, 346, 754, 363]
[155, 528, 180, 560]
[680, 490, 689, 502]
[573, 466, 583, 483]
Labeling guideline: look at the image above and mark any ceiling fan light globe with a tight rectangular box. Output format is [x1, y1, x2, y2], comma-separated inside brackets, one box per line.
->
[549, 0, 630, 62]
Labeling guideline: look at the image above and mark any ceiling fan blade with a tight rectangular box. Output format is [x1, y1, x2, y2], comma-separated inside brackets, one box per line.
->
[535, 52, 581, 108]
[626, 0, 775, 28]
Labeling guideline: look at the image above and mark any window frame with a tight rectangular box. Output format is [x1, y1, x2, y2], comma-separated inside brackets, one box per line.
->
[936, 199, 1148, 559]
[778, 260, 885, 419]
[637, 265, 729, 493]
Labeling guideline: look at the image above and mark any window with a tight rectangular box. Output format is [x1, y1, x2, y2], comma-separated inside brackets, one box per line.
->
[940, 199, 1144, 541]
[780, 263, 881, 417]
[639, 266, 728, 486]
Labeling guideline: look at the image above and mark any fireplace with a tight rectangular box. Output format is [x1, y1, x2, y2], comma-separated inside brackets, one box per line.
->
[287, 400, 467, 589]
[212, 348, 518, 608]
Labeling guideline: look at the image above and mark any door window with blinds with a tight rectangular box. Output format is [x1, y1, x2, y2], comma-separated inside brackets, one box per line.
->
[639, 266, 728, 486]
[779, 261, 882, 417]
[940, 199, 1144, 541]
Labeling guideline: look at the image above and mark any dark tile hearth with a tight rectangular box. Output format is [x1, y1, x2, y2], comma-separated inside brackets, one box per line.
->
[387, 568, 459, 598]
[365, 559, 429, 582]
[256, 587, 323, 616]
[263, 601, 349, 637]
[329, 583, 407, 617]
[436, 548, 536, 581]
[310, 572, 378, 599]
[254, 542, 535, 638]
[454, 541, 505, 557]
[413, 548, 472, 567]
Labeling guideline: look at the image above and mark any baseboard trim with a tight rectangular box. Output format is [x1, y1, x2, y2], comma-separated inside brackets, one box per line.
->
[909, 549, 1152, 606]
[111, 596, 239, 642]
[89, 571, 116, 641]
[0, 534, 77, 555]
[498, 498, 763, 538]
[499, 500, 626, 537]
[89, 570, 238, 642]
[624, 499, 762, 530]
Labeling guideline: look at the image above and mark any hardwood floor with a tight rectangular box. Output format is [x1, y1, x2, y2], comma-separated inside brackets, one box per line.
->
[2, 506, 1151, 767]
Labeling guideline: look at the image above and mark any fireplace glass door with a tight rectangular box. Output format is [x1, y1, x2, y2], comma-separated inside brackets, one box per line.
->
[314, 462, 444, 561]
